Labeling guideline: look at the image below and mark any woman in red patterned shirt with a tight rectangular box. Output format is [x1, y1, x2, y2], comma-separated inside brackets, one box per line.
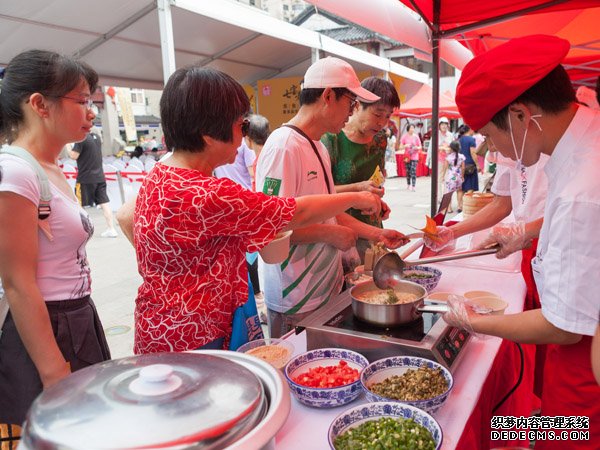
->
[131, 67, 386, 353]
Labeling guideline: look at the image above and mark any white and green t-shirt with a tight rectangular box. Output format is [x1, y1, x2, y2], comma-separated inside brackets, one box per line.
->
[255, 127, 343, 314]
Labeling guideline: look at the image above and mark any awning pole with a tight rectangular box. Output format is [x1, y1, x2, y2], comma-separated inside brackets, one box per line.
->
[430, 0, 441, 217]
[158, 0, 177, 84]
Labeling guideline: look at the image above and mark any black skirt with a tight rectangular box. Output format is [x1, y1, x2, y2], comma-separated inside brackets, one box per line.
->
[0, 296, 111, 428]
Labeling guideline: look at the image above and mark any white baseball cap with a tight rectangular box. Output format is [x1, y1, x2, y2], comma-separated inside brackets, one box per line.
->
[302, 57, 380, 103]
[439, 116, 449, 124]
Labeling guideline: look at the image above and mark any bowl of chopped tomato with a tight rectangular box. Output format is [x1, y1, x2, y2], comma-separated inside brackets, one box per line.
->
[283, 348, 369, 408]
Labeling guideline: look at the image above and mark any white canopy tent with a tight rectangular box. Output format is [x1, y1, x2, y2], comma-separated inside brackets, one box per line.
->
[0, 0, 431, 89]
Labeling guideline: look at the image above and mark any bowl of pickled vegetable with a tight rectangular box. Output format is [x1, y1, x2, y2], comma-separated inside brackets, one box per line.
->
[360, 356, 453, 414]
[328, 401, 442, 450]
[284, 348, 369, 408]
[401, 266, 442, 293]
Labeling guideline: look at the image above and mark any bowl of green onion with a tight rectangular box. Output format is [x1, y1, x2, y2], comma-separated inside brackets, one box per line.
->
[328, 401, 442, 450]
[401, 265, 442, 293]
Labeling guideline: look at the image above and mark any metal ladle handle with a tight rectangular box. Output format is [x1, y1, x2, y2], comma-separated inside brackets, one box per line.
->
[404, 246, 499, 267]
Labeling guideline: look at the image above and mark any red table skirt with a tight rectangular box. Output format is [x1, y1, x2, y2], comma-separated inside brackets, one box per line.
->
[456, 339, 539, 449]
[396, 152, 431, 177]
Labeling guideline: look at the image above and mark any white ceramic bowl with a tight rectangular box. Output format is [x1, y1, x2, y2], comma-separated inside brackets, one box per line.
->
[284, 348, 368, 408]
[259, 230, 292, 264]
[468, 296, 508, 315]
[237, 338, 295, 370]
[328, 402, 442, 450]
[426, 291, 455, 302]
[360, 356, 453, 414]
[463, 290, 500, 300]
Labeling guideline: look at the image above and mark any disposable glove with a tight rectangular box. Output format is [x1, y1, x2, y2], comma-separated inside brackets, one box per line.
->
[423, 226, 455, 252]
[442, 295, 474, 334]
[479, 221, 530, 259]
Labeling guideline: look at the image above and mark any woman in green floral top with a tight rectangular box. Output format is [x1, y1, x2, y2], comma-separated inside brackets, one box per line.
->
[321, 77, 401, 260]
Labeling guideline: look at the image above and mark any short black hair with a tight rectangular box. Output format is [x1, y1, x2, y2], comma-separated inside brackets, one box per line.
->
[406, 123, 415, 132]
[359, 77, 400, 109]
[246, 114, 270, 145]
[160, 67, 250, 152]
[0, 49, 98, 142]
[491, 65, 576, 131]
[457, 124, 470, 137]
[299, 87, 348, 106]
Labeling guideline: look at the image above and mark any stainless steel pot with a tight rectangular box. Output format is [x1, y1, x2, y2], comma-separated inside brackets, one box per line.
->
[19, 351, 290, 450]
[350, 280, 445, 327]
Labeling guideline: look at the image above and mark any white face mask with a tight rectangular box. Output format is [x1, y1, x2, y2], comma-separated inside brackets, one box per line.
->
[507, 112, 542, 170]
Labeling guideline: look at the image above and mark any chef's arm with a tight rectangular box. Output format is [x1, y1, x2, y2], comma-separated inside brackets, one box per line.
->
[449, 195, 512, 238]
[471, 309, 582, 345]
[116, 196, 136, 246]
[523, 218, 543, 241]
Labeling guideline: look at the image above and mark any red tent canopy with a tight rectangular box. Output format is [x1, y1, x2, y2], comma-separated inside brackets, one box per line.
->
[397, 0, 600, 213]
[457, 7, 600, 88]
[397, 0, 598, 32]
[396, 84, 460, 118]
[398, 1, 600, 87]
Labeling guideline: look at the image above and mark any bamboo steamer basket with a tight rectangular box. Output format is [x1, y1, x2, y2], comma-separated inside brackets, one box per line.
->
[462, 192, 494, 218]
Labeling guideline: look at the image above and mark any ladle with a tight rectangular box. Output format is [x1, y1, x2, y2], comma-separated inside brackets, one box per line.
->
[373, 247, 499, 289]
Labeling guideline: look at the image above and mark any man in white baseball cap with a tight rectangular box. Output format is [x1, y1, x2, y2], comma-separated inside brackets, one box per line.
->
[255, 57, 407, 338]
[302, 57, 381, 103]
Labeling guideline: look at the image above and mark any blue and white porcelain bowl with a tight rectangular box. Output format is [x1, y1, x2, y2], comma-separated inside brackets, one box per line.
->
[328, 401, 443, 449]
[284, 348, 369, 408]
[360, 356, 453, 414]
[402, 265, 442, 293]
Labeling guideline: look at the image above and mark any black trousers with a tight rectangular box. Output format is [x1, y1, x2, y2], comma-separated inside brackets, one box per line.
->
[0, 296, 111, 427]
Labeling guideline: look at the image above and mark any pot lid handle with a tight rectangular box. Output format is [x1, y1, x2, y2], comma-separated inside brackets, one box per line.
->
[129, 364, 182, 396]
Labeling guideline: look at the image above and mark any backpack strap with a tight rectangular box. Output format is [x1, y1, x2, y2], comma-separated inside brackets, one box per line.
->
[0, 147, 52, 220]
[0, 295, 8, 339]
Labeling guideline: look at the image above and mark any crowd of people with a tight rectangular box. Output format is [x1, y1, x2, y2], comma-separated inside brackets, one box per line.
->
[0, 33, 598, 447]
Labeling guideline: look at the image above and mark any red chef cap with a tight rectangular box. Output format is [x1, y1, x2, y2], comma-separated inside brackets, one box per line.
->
[456, 35, 570, 131]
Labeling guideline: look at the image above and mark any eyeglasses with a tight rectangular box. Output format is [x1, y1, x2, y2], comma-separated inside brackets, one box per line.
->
[241, 118, 250, 137]
[342, 93, 358, 112]
[52, 96, 95, 110]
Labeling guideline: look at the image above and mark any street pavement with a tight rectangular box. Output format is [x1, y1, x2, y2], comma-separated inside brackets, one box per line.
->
[87, 175, 438, 358]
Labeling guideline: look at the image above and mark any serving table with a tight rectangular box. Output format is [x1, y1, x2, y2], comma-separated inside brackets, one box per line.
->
[275, 259, 537, 450]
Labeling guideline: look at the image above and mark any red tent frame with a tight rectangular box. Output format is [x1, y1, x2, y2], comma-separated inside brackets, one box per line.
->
[398, 0, 600, 214]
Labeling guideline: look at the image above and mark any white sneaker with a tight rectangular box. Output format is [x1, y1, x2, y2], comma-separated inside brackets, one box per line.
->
[101, 229, 118, 238]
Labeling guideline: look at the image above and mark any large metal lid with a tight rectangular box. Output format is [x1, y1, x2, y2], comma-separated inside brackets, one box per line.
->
[23, 352, 264, 449]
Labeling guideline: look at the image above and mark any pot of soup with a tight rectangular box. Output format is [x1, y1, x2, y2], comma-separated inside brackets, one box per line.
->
[350, 280, 445, 327]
